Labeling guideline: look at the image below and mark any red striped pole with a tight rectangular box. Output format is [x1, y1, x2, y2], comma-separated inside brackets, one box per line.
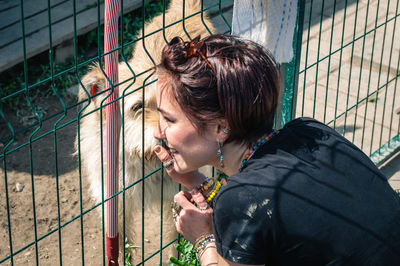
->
[104, 0, 120, 265]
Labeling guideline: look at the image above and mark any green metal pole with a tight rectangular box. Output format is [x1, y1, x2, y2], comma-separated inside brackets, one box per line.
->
[280, 0, 305, 127]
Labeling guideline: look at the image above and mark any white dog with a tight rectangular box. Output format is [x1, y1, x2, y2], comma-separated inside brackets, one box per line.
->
[75, 0, 214, 264]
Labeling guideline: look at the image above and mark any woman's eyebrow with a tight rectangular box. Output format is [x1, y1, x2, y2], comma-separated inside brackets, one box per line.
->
[157, 107, 171, 116]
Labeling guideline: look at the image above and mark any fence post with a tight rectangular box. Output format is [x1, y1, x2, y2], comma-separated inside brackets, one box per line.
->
[104, 0, 121, 265]
[279, 0, 305, 127]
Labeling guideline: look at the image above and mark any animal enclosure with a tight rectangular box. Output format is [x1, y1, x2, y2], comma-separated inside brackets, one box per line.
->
[294, 0, 400, 165]
[0, 0, 399, 265]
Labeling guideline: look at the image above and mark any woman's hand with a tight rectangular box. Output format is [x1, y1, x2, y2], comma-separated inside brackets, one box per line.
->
[154, 144, 203, 189]
[173, 190, 213, 244]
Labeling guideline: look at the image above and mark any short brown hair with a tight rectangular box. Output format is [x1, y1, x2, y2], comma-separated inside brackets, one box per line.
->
[158, 34, 281, 146]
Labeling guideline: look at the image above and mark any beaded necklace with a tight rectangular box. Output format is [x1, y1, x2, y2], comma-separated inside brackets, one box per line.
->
[239, 130, 278, 172]
[197, 130, 278, 206]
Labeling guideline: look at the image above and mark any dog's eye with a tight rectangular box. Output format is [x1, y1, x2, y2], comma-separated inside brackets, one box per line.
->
[131, 102, 143, 112]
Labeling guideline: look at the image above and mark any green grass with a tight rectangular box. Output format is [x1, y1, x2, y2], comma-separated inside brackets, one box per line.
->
[120, 237, 140, 266]
[170, 237, 199, 266]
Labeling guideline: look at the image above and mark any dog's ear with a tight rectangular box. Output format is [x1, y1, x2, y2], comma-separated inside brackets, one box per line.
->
[78, 63, 107, 107]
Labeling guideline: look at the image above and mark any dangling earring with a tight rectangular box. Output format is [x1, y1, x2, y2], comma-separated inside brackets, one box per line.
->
[222, 128, 230, 134]
[217, 141, 224, 168]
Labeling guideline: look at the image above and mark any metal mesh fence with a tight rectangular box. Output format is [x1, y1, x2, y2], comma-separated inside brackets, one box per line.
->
[0, 0, 399, 265]
[294, 0, 400, 165]
[0, 0, 231, 265]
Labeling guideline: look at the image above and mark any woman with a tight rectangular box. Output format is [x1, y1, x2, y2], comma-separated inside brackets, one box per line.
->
[153, 34, 400, 265]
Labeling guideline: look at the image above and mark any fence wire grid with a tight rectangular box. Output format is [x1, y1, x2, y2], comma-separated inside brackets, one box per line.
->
[0, 0, 399, 265]
[294, 0, 400, 165]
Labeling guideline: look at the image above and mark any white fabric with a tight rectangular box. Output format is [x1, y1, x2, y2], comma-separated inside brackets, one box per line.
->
[231, 0, 298, 63]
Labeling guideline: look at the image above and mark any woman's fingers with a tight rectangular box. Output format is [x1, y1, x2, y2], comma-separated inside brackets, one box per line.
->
[173, 191, 213, 243]
[174, 191, 194, 210]
[154, 145, 174, 170]
[174, 190, 210, 211]
[190, 190, 210, 211]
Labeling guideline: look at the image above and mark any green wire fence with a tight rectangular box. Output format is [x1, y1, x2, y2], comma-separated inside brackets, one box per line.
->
[289, 0, 400, 166]
[0, 0, 232, 265]
[0, 0, 399, 265]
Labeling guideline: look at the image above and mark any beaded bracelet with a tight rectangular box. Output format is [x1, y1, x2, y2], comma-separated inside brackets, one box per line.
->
[194, 233, 214, 247]
[206, 181, 222, 203]
[202, 179, 217, 198]
[194, 233, 215, 260]
[195, 176, 215, 193]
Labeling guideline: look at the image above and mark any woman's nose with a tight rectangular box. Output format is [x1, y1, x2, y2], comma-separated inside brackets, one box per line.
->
[153, 120, 165, 140]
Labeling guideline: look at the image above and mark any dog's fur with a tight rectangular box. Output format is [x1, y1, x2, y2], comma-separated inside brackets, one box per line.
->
[75, 0, 214, 264]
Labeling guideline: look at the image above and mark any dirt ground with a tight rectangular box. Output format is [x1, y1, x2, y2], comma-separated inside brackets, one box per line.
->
[0, 93, 137, 265]
[1, 90, 399, 266]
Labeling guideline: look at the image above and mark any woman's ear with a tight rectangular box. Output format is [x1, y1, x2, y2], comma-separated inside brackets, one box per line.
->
[216, 119, 230, 142]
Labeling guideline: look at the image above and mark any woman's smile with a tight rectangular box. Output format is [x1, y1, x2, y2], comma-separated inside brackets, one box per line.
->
[168, 147, 179, 157]
[154, 81, 220, 173]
